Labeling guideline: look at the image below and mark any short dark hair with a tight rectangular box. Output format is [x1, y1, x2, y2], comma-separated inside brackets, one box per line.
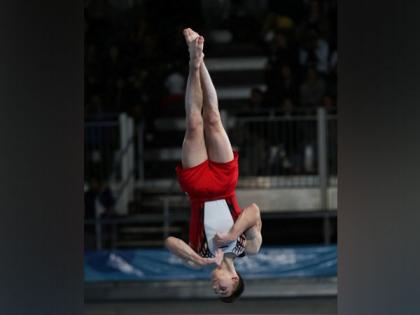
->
[219, 272, 244, 303]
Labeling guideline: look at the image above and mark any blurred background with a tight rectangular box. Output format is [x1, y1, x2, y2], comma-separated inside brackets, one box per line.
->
[84, 0, 337, 313]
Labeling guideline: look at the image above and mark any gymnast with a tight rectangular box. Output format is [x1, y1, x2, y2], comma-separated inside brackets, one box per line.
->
[165, 28, 262, 303]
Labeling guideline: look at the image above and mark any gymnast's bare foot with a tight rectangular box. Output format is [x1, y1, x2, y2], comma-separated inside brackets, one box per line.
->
[183, 28, 204, 69]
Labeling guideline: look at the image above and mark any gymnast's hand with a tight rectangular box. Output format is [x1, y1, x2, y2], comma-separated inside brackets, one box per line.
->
[214, 232, 236, 247]
[201, 248, 224, 266]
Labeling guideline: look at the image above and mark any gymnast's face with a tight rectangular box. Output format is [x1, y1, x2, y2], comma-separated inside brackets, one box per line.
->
[211, 268, 239, 297]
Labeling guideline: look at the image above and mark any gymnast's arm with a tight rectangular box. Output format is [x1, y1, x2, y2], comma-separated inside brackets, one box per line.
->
[244, 218, 262, 255]
[214, 203, 263, 255]
[164, 236, 223, 269]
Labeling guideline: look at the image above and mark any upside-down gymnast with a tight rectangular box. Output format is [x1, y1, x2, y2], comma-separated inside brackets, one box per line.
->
[165, 28, 262, 303]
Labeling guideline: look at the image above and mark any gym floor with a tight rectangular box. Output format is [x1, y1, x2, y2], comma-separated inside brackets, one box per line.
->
[85, 297, 337, 315]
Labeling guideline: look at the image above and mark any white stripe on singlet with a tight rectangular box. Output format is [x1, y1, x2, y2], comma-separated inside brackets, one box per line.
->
[204, 199, 237, 256]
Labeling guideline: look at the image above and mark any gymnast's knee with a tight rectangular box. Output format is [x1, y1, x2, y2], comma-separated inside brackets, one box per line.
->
[204, 108, 223, 130]
[186, 111, 203, 133]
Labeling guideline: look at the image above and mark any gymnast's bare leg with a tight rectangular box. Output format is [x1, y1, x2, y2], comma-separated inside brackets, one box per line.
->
[181, 29, 207, 168]
[183, 28, 234, 164]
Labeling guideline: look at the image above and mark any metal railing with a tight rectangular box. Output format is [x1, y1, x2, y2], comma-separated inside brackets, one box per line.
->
[85, 113, 137, 249]
[139, 109, 337, 184]
[229, 108, 336, 243]
[85, 113, 136, 196]
[85, 195, 189, 250]
[229, 109, 337, 185]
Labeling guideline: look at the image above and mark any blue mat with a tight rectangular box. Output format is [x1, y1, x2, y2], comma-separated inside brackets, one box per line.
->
[85, 245, 337, 282]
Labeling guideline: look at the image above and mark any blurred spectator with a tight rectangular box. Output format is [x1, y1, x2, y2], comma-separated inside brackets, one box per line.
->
[266, 62, 299, 109]
[325, 50, 337, 100]
[299, 0, 326, 33]
[164, 71, 185, 96]
[300, 66, 326, 109]
[235, 87, 267, 117]
[229, 0, 262, 43]
[321, 95, 336, 113]
[302, 0, 335, 46]
[280, 97, 296, 118]
[269, 99, 306, 174]
[84, 177, 116, 220]
[299, 28, 330, 75]
[279, 64, 299, 103]
[159, 63, 186, 116]
[263, 14, 295, 44]
[123, 67, 151, 120]
[247, 87, 266, 113]
[234, 125, 269, 176]
[267, 31, 299, 70]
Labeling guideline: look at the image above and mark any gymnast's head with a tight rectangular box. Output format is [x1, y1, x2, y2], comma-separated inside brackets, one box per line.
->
[211, 266, 244, 302]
